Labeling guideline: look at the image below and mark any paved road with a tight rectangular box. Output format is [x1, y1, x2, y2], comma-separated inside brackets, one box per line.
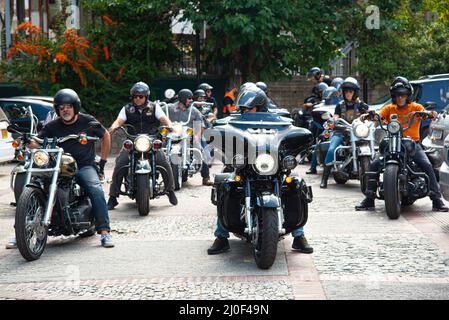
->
[0, 159, 449, 300]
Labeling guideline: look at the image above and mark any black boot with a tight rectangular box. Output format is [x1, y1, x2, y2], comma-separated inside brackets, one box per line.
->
[355, 197, 375, 211]
[432, 198, 449, 212]
[320, 166, 331, 189]
[306, 168, 317, 174]
[292, 235, 313, 253]
[207, 237, 230, 255]
[107, 196, 118, 210]
[167, 191, 178, 206]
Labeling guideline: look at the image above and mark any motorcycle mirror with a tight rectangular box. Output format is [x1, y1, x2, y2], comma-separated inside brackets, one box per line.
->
[424, 101, 436, 111]
[165, 89, 175, 99]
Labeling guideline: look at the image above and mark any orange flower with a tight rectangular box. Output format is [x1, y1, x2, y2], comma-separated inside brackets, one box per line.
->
[55, 52, 68, 64]
[103, 46, 110, 60]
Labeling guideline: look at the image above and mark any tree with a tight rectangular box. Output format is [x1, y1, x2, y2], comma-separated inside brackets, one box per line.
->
[178, 0, 350, 82]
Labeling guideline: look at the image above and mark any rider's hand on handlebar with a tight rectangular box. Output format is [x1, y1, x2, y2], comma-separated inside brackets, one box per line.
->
[107, 127, 117, 135]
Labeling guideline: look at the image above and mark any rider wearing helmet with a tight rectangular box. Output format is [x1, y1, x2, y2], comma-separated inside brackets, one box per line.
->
[28, 88, 114, 247]
[256, 81, 278, 109]
[107, 82, 178, 209]
[355, 76, 448, 212]
[198, 83, 218, 116]
[307, 67, 323, 83]
[207, 83, 314, 255]
[166, 89, 213, 186]
[331, 77, 344, 92]
[319, 77, 369, 188]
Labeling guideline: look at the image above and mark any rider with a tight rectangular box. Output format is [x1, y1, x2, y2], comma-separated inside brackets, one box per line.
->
[198, 83, 218, 117]
[207, 84, 314, 255]
[166, 89, 213, 186]
[320, 77, 369, 188]
[256, 81, 277, 109]
[30, 88, 115, 247]
[355, 76, 448, 212]
[107, 82, 178, 209]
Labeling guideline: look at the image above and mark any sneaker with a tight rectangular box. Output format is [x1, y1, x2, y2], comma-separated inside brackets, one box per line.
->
[432, 199, 449, 212]
[355, 198, 375, 211]
[5, 238, 17, 249]
[101, 233, 115, 248]
[167, 191, 178, 206]
[292, 235, 313, 253]
[207, 237, 230, 255]
[306, 168, 317, 175]
[107, 196, 118, 210]
[202, 178, 214, 186]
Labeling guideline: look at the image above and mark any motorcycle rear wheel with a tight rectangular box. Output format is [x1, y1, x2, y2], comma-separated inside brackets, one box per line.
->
[384, 165, 401, 219]
[136, 174, 150, 216]
[15, 187, 48, 261]
[253, 207, 279, 270]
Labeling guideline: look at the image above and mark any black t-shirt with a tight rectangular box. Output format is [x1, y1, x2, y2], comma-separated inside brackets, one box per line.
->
[206, 96, 218, 113]
[38, 113, 106, 168]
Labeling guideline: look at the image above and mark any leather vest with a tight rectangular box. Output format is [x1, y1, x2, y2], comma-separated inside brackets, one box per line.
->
[124, 102, 160, 135]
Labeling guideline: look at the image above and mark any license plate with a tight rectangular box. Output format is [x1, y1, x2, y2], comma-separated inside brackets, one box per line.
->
[1, 129, 7, 139]
[359, 145, 371, 155]
[431, 130, 443, 140]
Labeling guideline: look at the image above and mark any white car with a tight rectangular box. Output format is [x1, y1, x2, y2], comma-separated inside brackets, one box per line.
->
[0, 108, 15, 163]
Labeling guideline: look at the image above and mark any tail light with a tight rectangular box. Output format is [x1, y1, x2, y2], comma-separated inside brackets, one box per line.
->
[123, 139, 133, 150]
[79, 135, 88, 145]
[153, 139, 163, 150]
[12, 140, 19, 148]
[17, 153, 23, 161]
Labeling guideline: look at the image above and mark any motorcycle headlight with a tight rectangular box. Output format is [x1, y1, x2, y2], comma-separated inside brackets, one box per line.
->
[134, 135, 151, 152]
[254, 154, 276, 175]
[387, 121, 401, 134]
[33, 150, 49, 167]
[282, 155, 297, 170]
[354, 124, 369, 138]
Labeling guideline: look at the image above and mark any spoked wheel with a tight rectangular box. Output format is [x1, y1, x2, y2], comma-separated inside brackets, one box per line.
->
[15, 187, 48, 261]
[154, 165, 169, 196]
[252, 207, 279, 270]
[384, 165, 401, 219]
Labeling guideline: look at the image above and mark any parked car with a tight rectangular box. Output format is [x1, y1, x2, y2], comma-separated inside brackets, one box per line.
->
[0, 107, 15, 163]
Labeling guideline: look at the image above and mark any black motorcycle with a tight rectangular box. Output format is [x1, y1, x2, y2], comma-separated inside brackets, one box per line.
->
[11, 123, 101, 261]
[115, 125, 169, 216]
[363, 111, 440, 219]
[209, 112, 313, 269]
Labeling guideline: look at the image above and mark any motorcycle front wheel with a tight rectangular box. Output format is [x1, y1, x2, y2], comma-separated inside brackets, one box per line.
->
[171, 164, 182, 190]
[384, 165, 401, 219]
[15, 187, 48, 261]
[253, 207, 279, 270]
[359, 156, 371, 191]
[136, 174, 150, 216]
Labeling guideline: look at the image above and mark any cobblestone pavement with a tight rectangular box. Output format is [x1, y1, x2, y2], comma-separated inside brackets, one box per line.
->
[0, 159, 449, 300]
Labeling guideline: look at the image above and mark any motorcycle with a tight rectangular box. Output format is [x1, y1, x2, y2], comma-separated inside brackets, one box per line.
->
[362, 111, 440, 219]
[209, 112, 313, 269]
[324, 117, 376, 188]
[10, 122, 101, 261]
[114, 124, 170, 216]
[161, 101, 203, 190]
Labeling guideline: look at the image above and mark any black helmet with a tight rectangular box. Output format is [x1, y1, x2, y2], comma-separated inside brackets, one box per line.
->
[236, 86, 268, 111]
[307, 67, 322, 80]
[255, 81, 268, 93]
[54, 88, 81, 116]
[130, 81, 150, 97]
[390, 76, 413, 103]
[193, 89, 206, 100]
[178, 89, 193, 105]
[198, 83, 213, 91]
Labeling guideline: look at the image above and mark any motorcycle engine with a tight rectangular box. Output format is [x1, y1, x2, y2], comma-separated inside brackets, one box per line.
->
[407, 177, 428, 198]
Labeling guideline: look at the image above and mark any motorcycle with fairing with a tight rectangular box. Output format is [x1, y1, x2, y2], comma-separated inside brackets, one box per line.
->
[209, 112, 313, 269]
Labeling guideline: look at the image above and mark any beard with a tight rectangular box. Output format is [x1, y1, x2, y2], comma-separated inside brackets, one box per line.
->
[61, 113, 74, 122]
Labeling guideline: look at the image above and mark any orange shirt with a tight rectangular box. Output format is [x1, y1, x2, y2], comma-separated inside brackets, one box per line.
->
[378, 102, 425, 141]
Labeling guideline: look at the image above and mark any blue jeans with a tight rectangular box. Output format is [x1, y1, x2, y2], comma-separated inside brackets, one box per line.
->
[214, 218, 304, 238]
[324, 135, 344, 166]
[76, 166, 110, 233]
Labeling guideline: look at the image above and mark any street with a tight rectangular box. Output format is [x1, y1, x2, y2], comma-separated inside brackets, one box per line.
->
[1, 159, 449, 300]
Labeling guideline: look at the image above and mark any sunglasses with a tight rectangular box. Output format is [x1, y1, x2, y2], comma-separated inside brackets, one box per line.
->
[58, 104, 73, 111]
[133, 95, 145, 99]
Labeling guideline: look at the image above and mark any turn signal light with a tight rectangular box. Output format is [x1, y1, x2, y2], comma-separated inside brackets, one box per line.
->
[187, 128, 193, 136]
[123, 139, 133, 150]
[17, 153, 23, 161]
[79, 137, 88, 145]
[12, 140, 19, 148]
[235, 175, 241, 182]
[285, 176, 293, 184]
[153, 139, 163, 150]
[161, 127, 168, 136]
